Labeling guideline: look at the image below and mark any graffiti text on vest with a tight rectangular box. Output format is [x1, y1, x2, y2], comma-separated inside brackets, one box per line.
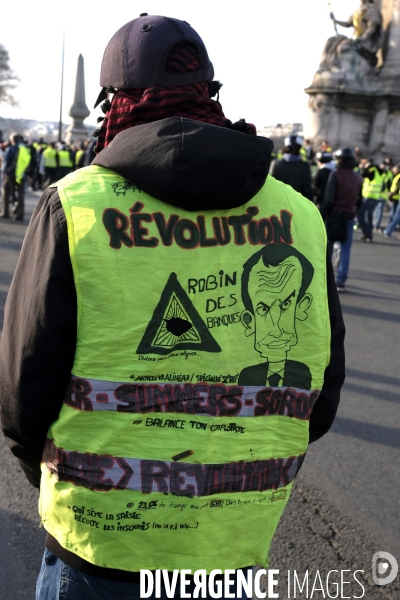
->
[66, 377, 319, 420]
[102, 203, 293, 250]
[43, 439, 301, 497]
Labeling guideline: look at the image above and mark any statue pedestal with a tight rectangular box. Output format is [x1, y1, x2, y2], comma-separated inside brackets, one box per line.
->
[304, 90, 400, 159]
[65, 120, 88, 144]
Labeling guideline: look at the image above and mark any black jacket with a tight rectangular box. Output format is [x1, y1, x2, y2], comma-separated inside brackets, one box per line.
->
[314, 165, 336, 206]
[0, 117, 345, 581]
[270, 157, 314, 201]
[321, 166, 363, 220]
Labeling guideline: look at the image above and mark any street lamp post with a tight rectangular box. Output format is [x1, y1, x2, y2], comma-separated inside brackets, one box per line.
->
[58, 31, 65, 143]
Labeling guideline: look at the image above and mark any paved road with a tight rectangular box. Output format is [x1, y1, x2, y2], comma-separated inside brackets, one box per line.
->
[0, 192, 399, 599]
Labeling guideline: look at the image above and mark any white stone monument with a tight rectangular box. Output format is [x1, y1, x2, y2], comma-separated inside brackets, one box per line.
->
[305, 0, 400, 161]
[65, 54, 90, 144]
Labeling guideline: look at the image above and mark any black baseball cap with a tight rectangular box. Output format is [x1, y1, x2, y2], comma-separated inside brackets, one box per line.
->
[94, 14, 214, 108]
[334, 147, 355, 161]
[284, 135, 304, 148]
[315, 151, 333, 164]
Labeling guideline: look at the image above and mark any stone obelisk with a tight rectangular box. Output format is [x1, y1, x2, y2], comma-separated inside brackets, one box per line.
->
[65, 54, 90, 143]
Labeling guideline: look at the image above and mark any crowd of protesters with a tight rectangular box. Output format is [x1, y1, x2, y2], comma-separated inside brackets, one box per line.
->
[312, 143, 400, 241]
[270, 135, 400, 292]
[1, 128, 398, 294]
[0, 134, 96, 221]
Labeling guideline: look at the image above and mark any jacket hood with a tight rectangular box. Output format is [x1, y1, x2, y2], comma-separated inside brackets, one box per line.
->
[92, 117, 273, 211]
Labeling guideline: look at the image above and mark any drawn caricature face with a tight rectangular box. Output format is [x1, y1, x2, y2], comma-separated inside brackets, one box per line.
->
[241, 255, 312, 362]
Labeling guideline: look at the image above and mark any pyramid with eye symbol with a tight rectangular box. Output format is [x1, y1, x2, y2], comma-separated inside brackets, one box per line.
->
[153, 292, 200, 346]
[137, 272, 221, 355]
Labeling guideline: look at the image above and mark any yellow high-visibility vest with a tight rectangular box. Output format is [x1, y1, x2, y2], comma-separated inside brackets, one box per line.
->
[362, 167, 384, 200]
[58, 149, 73, 168]
[75, 150, 84, 167]
[40, 166, 331, 573]
[43, 148, 57, 168]
[381, 171, 394, 200]
[15, 145, 31, 184]
[390, 173, 400, 200]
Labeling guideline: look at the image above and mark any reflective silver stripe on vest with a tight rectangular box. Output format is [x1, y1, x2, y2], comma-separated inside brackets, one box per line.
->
[67, 375, 319, 420]
[43, 439, 302, 497]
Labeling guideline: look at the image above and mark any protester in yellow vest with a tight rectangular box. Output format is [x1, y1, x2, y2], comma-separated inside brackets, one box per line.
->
[0, 132, 31, 221]
[74, 143, 85, 170]
[388, 163, 400, 212]
[384, 162, 400, 236]
[57, 142, 74, 178]
[358, 160, 385, 241]
[373, 158, 394, 231]
[42, 142, 59, 185]
[0, 14, 345, 600]
[34, 137, 47, 151]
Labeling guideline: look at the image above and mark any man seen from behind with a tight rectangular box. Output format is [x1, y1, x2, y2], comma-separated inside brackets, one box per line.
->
[0, 14, 345, 600]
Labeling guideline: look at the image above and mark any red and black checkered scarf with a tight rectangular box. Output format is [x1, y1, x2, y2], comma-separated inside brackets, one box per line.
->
[95, 42, 256, 153]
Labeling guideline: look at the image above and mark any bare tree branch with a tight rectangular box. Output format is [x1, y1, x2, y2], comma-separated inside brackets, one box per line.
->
[0, 43, 19, 107]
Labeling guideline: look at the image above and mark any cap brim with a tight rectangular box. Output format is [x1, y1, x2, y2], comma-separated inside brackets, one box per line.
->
[93, 87, 108, 109]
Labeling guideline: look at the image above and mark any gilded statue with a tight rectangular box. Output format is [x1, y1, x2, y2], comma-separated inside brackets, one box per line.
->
[319, 0, 383, 72]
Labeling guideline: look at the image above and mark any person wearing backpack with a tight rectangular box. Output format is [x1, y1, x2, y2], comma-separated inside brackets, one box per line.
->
[320, 147, 363, 292]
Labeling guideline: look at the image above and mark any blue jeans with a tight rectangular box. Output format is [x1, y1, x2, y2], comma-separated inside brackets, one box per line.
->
[329, 219, 355, 285]
[373, 199, 385, 229]
[36, 549, 253, 600]
[358, 198, 377, 238]
[384, 200, 400, 236]
[388, 200, 399, 224]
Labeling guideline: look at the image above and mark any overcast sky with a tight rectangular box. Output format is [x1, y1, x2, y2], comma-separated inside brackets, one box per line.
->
[1, 0, 353, 129]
